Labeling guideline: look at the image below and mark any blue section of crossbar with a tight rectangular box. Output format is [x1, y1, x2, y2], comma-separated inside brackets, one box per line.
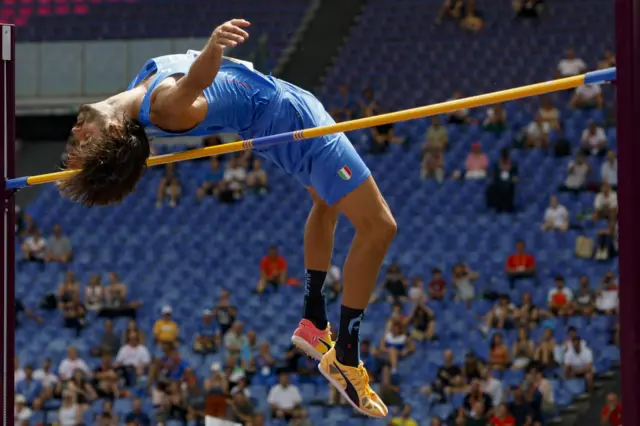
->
[251, 131, 297, 148]
[584, 67, 616, 85]
[5, 176, 27, 190]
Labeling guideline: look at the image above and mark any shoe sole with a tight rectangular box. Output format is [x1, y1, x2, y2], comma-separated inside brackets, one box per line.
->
[291, 335, 324, 361]
[317, 362, 386, 418]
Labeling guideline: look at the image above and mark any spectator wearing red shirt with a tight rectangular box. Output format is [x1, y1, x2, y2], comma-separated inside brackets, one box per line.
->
[601, 393, 622, 426]
[428, 268, 447, 301]
[505, 240, 537, 288]
[255, 246, 288, 294]
[489, 404, 516, 426]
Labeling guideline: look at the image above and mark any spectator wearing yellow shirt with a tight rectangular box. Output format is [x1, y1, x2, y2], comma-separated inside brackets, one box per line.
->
[390, 404, 419, 426]
[153, 306, 179, 345]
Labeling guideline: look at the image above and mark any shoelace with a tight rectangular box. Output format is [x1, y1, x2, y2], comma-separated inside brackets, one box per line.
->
[356, 363, 375, 398]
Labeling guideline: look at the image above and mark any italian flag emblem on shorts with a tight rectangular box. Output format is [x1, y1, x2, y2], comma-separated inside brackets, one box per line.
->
[337, 166, 352, 180]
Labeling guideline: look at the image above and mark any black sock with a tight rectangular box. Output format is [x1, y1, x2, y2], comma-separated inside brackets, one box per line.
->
[302, 269, 328, 329]
[335, 306, 364, 367]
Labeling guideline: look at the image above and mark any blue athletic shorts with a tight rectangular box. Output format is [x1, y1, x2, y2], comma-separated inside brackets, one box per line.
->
[253, 80, 371, 206]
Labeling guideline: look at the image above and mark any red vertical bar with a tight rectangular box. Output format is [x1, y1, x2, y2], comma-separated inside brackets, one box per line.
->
[0, 23, 15, 426]
[616, 0, 640, 424]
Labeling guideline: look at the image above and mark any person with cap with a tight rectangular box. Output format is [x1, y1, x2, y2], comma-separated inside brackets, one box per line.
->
[15, 394, 33, 426]
[193, 309, 221, 354]
[153, 305, 180, 345]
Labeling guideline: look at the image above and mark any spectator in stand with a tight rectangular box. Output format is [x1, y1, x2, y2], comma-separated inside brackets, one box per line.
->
[534, 327, 559, 369]
[358, 87, 377, 118]
[246, 158, 268, 193]
[488, 333, 511, 371]
[505, 240, 536, 287]
[447, 90, 472, 124]
[58, 272, 81, 312]
[528, 368, 555, 417]
[193, 309, 221, 354]
[424, 117, 449, 151]
[15, 365, 43, 406]
[593, 182, 618, 223]
[523, 113, 550, 149]
[462, 352, 484, 384]
[224, 321, 249, 359]
[196, 157, 224, 201]
[156, 163, 181, 208]
[483, 103, 507, 134]
[214, 290, 237, 335]
[421, 144, 445, 182]
[92, 320, 121, 358]
[559, 151, 591, 193]
[324, 264, 342, 303]
[218, 155, 247, 202]
[597, 49, 616, 70]
[20, 228, 46, 267]
[254, 341, 277, 383]
[102, 272, 142, 316]
[405, 298, 436, 341]
[267, 372, 303, 421]
[601, 150, 618, 188]
[487, 148, 518, 213]
[435, 0, 464, 24]
[428, 268, 447, 301]
[228, 388, 256, 425]
[386, 303, 407, 331]
[595, 272, 619, 315]
[514, 0, 543, 18]
[330, 84, 357, 120]
[125, 397, 152, 426]
[571, 84, 603, 110]
[453, 263, 479, 307]
[538, 96, 561, 131]
[380, 320, 415, 373]
[574, 275, 595, 317]
[601, 393, 622, 426]
[581, 121, 607, 157]
[59, 346, 92, 380]
[33, 359, 58, 395]
[482, 369, 504, 407]
[515, 291, 547, 329]
[507, 386, 536, 426]
[84, 275, 104, 312]
[512, 327, 535, 370]
[482, 295, 517, 333]
[541, 195, 569, 232]
[596, 217, 619, 260]
[45, 224, 72, 264]
[422, 349, 464, 402]
[407, 276, 426, 302]
[15, 394, 33, 426]
[93, 353, 119, 401]
[255, 246, 287, 294]
[563, 334, 594, 392]
[390, 404, 419, 426]
[67, 369, 97, 411]
[489, 403, 516, 426]
[379, 263, 409, 303]
[369, 107, 406, 154]
[459, 142, 489, 180]
[115, 331, 152, 381]
[457, 379, 493, 425]
[153, 305, 180, 346]
[557, 48, 587, 77]
[62, 293, 86, 337]
[547, 275, 574, 317]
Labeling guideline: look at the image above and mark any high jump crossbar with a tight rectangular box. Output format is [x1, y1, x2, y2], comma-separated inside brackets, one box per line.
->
[5, 67, 616, 190]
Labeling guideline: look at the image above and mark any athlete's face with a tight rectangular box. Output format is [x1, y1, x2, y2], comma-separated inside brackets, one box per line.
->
[71, 104, 105, 143]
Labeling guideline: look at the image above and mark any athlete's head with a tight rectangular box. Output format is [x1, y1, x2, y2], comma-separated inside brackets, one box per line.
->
[59, 103, 150, 207]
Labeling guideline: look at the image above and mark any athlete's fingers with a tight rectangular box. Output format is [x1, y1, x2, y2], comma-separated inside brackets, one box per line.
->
[218, 31, 245, 43]
[215, 37, 237, 48]
[229, 19, 251, 27]
[222, 23, 249, 39]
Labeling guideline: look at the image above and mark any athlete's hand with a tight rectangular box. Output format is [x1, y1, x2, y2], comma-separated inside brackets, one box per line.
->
[211, 19, 250, 49]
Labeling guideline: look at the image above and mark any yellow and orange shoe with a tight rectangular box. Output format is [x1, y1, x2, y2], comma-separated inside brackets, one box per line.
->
[318, 347, 388, 418]
[291, 318, 334, 360]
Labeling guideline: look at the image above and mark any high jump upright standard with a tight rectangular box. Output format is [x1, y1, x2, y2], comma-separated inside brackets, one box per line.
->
[0, 23, 15, 426]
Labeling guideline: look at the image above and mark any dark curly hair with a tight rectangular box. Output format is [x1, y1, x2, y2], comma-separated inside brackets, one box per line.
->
[57, 116, 150, 207]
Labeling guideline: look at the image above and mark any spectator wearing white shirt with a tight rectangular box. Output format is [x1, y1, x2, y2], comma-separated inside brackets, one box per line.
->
[595, 272, 619, 315]
[571, 84, 603, 110]
[219, 156, 247, 202]
[557, 48, 587, 77]
[115, 332, 151, 376]
[524, 113, 550, 148]
[33, 359, 59, 390]
[541, 195, 569, 232]
[548, 276, 574, 317]
[58, 347, 91, 381]
[560, 151, 591, 194]
[267, 372, 303, 421]
[15, 356, 25, 384]
[593, 182, 618, 222]
[324, 265, 342, 303]
[581, 122, 607, 157]
[20, 228, 46, 267]
[563, 336, 594, 392]
[15, 394, 32, 426]
[45, 224, 72, 264]
[601, 150, 618, 188]
[481, 368, 504, 406]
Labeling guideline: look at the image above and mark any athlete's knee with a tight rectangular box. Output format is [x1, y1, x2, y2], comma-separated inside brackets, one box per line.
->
[356, 208, 397, 245]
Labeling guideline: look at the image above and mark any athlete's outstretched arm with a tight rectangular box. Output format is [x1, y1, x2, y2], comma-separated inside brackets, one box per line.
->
[151, 19, 250, 115]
